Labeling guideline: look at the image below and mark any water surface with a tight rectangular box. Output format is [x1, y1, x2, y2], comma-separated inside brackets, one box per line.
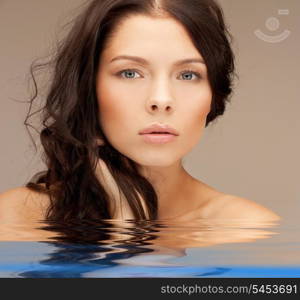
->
[0, 217, 299, 278]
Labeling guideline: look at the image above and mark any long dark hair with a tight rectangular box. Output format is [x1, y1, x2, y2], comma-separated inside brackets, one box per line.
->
[25, 0, 235, 222]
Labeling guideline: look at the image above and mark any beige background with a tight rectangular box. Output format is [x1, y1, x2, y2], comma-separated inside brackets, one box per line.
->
[0, 0, 299, 219]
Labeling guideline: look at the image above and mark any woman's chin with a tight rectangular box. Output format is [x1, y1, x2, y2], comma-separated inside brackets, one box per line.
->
[135, 158, 180, 169]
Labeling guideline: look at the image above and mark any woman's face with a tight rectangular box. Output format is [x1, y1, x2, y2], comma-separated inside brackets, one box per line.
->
[96, 15, 212, 167]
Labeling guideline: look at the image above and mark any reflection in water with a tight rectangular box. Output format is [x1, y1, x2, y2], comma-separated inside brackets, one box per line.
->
[197, 267, 231, 277]
[0, 218, 281, 278]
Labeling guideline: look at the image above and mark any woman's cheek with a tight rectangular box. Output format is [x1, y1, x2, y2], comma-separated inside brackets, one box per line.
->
[183, 92, 212, 148]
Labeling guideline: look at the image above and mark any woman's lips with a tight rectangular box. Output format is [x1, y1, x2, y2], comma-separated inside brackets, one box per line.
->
[140, 133, 177, 144]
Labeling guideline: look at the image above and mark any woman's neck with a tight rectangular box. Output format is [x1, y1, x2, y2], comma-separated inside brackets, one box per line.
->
[138, 162, 202, 220]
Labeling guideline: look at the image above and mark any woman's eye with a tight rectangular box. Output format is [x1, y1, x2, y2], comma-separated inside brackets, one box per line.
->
[179, 70, 201, 81]
[117, 69, 141, 79]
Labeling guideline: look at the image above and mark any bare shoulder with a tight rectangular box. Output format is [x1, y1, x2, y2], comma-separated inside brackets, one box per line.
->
[207, 193, 281, 221]
[0, 186, 50, 222]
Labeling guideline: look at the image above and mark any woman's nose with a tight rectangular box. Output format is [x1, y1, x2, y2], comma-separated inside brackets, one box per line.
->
[146, 76, 175, 114]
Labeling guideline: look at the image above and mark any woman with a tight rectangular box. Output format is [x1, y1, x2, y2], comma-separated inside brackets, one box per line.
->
[0, 0, 280, 225]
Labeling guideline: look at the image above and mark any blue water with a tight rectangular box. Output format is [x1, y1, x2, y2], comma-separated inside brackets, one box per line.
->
[0, 218, 299, 278]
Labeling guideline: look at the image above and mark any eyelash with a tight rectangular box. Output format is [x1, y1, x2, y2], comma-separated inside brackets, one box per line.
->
[116, 69, 202, 81]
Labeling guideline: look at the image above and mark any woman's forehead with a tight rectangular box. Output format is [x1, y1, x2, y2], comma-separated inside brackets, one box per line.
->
[100, 15, 203, 64]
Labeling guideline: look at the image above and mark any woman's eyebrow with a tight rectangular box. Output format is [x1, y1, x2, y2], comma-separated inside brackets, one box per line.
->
[110, 55, 205, 66]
